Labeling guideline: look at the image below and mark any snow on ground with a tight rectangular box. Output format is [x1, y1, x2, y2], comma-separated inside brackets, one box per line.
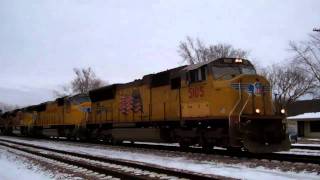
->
[278, 149, 320, 156]
[0, 148, 53, 180]
[287, 112, 320, 119]
[305, 138, 320, 142]
[0, 136, 319, 180]
[293, 143, 320, 147]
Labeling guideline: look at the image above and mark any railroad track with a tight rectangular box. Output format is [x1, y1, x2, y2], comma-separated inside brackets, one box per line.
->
[2, 135, 320, 166]
[0, 138, 232, 180]
[123, 142, 320, 165]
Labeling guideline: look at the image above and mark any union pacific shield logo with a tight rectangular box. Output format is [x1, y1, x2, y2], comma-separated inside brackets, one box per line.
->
[248, 84, 254, 94]
[247, 82, 263, 96]
[231, 82, 268, 94]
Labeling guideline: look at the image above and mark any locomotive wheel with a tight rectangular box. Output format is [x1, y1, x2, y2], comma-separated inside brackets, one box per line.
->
[227, 147, 242, 152]
[112, 139, 123, 145]
[110, 136, 122, 145]
[179, 141, 190, 149]
[103, 135, 113, 144]
[202, 143, 214, 151]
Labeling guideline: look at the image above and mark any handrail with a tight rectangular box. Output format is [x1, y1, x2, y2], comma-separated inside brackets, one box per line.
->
[238, 95, 251, 121]
[228, 82, 242, 125]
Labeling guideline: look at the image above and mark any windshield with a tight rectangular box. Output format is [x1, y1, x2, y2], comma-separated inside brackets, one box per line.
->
[212, 66, 256, 80]
[241, 67, 256, 75]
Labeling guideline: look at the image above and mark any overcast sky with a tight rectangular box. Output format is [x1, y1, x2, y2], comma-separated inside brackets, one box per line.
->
[0, 0, 319, 106]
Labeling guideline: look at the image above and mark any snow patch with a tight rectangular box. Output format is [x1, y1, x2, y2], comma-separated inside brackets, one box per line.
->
[0, 149, 53, 180]
[1, 136, 319, 180]
[288, 112, 320, 120]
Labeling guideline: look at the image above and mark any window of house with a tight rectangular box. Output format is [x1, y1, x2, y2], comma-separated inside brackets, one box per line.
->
[310, 121, 320, 132]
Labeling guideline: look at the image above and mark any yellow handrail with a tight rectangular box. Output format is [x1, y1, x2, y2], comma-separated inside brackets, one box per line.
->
[239, 95, 251, 121]
[229, 82, 242, 126]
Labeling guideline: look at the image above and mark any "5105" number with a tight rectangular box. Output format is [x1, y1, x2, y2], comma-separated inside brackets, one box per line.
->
[188, 86, 204, 98]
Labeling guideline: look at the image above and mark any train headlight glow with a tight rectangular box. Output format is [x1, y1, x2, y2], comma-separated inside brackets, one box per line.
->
[255, 108, 261, 114]
[235, 58, 243, 63]
[280, 109, 286, 114]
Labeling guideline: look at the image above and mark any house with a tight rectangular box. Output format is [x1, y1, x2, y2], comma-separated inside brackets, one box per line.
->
[287, 99, 320, 138]
[287, 112, 320, 138]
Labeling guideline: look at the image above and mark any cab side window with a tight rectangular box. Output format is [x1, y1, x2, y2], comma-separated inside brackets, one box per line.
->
[189, 66, 207, 83]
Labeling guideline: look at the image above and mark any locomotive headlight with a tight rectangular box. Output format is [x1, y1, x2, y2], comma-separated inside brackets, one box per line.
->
[255, 108, 261, 114]
[280, 109, 286, 114]
[235, 58, 243, 63]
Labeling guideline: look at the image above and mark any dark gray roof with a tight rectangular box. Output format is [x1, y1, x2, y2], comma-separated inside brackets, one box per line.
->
[287, 99, 320, 116]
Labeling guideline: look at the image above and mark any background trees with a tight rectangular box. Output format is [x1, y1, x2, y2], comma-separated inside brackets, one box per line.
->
[0, 102, 19, 113]
[178, 36, 249, 64]
[179, 34, 319, 108]
[261, 64, 316, 108]
[261, 32, 320, 107]
[54, 67, 106, 97]
[289, 32, 320, 97]
[71, 67, 105, 94]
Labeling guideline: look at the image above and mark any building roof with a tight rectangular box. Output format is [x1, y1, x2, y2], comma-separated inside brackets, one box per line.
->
[287, 99, 320, 116]
[287, 112, 320, 121]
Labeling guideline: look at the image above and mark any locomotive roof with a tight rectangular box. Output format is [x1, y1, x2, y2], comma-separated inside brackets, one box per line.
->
[183, 57, 253, 71]
[88, 66, 186, 102]
[88, 58, 254, 102]
[89, 84, 118, 102]
[2, 58, 255, 110]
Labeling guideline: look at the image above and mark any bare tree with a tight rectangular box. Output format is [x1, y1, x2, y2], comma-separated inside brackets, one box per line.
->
[289, 32, 320, 89]
[54, 67, 106, 97]
[0, 102, 19, 113]
[261, 63, 316, 108]
[178, 36, 249, 64]
[53, 84, 73, 98]
[71, 67, 106, 94]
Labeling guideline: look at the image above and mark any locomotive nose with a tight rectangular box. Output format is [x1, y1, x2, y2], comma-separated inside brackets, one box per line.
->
[230, 74, 272, 116]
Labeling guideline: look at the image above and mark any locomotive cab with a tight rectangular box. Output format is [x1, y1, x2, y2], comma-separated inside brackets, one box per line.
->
[208, 58, 290, 153]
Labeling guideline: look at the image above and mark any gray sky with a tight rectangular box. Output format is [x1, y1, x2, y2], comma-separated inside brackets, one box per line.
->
[0, 0, 319, 106]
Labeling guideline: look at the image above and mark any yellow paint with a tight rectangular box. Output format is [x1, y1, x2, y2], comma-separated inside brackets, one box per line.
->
[89, 73, 274, 123]
[182, 102, 210, 117]
[14, 61, 275, 128]
[32, 99, 91, 127]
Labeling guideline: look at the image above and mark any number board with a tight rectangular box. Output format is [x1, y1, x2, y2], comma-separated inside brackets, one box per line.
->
[188, 86, 204, 98]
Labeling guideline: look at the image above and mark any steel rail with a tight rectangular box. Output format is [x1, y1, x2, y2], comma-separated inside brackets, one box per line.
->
[0, 138, 233, 180]
[291, 144, 320, 151]
[3, 136, 320, 167]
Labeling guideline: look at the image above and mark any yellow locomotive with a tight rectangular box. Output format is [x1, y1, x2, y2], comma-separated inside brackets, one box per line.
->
[0, 94, 91, 138]
[88, 57, 290, 152]
[0, 58, 290, 153]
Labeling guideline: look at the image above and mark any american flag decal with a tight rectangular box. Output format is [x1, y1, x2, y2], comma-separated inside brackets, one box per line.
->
[119, 90, 143, 115]
[253, 82, 263, 95]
